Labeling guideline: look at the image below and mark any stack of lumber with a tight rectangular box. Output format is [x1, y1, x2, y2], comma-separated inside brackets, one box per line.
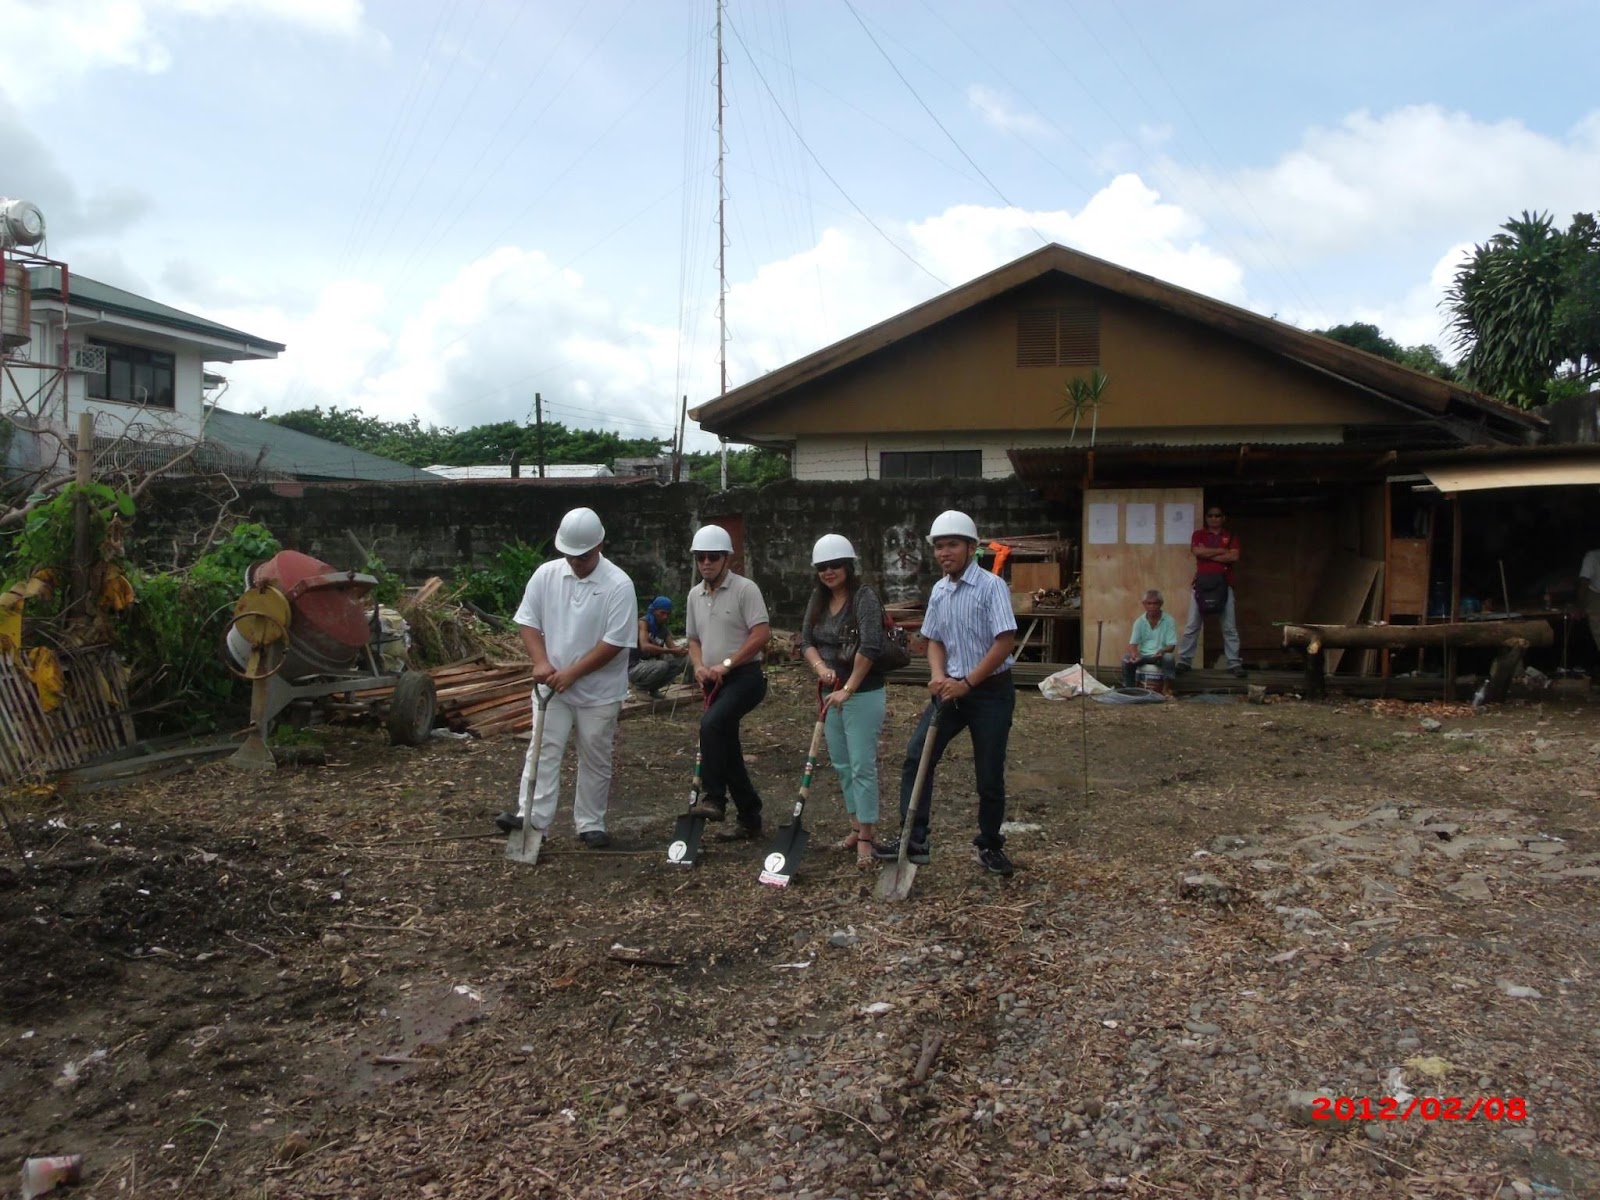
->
[344, 658, 536, 738]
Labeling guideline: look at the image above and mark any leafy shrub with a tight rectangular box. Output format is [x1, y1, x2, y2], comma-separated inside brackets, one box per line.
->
[459, 540, 545, 617]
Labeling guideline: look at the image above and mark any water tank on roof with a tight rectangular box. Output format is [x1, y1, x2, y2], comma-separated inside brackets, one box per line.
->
[0, 198, 45, 248]
[0, 261, 30, 352]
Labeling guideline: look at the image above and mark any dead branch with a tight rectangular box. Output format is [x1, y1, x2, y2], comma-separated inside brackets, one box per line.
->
[911, 1031, 945, 1085]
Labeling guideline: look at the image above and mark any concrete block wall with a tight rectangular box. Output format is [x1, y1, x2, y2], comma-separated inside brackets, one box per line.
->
[135, 477, 1063, 625]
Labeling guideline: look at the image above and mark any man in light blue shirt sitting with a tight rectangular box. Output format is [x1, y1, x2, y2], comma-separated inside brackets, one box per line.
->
[1121, 589, 1178, 689]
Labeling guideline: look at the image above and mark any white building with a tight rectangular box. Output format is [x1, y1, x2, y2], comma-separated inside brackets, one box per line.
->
[4, 267, 283, 443]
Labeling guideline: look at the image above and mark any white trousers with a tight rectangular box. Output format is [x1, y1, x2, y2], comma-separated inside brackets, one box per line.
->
[517, 694, 622, 835]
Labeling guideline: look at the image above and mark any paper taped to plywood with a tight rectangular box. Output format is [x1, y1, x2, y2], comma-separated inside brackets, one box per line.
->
[1087, 502, 1119, 545]
[1163, 503, 1195, 544]
[1125, 503, 1156, 545]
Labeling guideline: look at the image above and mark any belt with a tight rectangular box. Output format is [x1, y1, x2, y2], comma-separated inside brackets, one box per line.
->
[963, 670, 1012, 691]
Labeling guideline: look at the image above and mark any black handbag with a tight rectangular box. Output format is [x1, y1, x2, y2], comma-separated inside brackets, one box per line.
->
[1194, 572, 1230, 616]
[844, 589, 911, 675]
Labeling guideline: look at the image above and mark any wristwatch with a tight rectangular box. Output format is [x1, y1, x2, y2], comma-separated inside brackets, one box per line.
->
[722, 657, 734, 669]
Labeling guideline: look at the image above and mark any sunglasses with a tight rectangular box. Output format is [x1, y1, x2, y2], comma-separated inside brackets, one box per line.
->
[693, 551, 726, 563]
[1206, 511, 1225, 518]
[816, 559, 850, 572]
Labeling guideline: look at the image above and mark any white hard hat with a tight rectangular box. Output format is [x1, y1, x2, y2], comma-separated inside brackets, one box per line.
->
[927, 510, 979, 545]
[690, 524, 735, 554]
[554, 507, 605, 555]
[811, 534, 856, 565]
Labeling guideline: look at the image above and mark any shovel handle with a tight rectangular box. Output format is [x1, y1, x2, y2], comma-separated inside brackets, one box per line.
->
[896, 699, 943, 863]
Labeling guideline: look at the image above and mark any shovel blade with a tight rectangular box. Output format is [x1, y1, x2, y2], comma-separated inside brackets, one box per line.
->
[758, 821, 808, 887]
[504, 823, 543, 865]
[667, 813, 706, 866]
[875, 858, 918, 901]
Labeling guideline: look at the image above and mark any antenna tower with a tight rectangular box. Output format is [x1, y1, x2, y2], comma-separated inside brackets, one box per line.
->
[715, 0, 729, 491]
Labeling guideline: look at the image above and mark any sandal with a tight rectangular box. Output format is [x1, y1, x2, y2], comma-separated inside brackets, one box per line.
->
[856, 841, 878, 868]
[834, 830, 861, 851]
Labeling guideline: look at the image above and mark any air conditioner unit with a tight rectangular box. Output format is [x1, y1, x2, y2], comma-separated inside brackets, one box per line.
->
[67, 345, 106, 374]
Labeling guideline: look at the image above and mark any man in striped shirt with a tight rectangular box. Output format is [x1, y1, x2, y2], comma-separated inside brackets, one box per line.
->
[875, 510, 1019, 877]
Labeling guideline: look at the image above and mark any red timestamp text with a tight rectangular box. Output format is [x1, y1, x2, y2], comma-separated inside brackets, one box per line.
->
[1312, 1096, 1526, 1122]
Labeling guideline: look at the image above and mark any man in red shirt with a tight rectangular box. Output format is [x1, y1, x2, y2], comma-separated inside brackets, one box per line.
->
[1175, 504, 1245, 678]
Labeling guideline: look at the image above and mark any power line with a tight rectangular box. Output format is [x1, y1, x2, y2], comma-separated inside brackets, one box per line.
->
[840, 0, 1048, 247]
[723, 8, 946, 289]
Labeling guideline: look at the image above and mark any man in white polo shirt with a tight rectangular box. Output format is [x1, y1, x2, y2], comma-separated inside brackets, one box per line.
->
[684, 524, 772, 840]
[494, 507, 637, 849]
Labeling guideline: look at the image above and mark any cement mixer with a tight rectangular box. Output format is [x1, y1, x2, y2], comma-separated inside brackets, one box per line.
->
[223, 549, 437, 769]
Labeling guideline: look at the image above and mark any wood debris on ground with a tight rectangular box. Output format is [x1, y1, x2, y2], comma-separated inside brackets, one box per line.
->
[1364, 697, 1480, 720]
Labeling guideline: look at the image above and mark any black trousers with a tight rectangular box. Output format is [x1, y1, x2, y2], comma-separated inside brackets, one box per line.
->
[700, 664, 767, 825]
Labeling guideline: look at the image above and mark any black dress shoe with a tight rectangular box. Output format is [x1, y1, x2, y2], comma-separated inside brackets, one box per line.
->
[715, 821, 761, 842]
[494, 811, 523, 833]
[579, 830, 611, 849]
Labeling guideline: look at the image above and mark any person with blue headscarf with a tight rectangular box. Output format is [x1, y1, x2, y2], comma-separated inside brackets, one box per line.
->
[629, 595, 690, 696]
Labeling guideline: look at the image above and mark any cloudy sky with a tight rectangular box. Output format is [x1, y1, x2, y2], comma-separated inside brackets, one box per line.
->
[8, 0, 1599, 450]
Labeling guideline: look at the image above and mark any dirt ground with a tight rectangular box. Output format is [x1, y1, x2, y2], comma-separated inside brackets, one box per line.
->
[3, 668, 1599, 1199]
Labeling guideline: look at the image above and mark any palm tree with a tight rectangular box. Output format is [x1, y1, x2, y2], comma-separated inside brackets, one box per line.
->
[1444, 210, 1582, 407]
[1058, 369, 1110, 446]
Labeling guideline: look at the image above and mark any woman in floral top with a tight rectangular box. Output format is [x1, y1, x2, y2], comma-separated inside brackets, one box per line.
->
[797, 533, 887, 867]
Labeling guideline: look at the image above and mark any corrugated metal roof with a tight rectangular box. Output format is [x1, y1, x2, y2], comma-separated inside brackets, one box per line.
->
[1422, 459, 1600, 493]
[28, 267, 285, 357]
[425, 463, 614, 479]
[206, 409, 438, 482]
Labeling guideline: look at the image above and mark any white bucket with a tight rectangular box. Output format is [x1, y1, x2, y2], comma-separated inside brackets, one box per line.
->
[1136, 664, 1165, 693]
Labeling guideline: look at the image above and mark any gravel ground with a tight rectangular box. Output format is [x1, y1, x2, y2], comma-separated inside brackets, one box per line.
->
[2, 670, 1597, 1198]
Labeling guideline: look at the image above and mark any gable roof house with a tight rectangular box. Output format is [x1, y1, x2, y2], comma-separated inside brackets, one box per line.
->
[691, 243, 1587, 682]
[16, 267, 284, 440]
[3, 266, 423, 484]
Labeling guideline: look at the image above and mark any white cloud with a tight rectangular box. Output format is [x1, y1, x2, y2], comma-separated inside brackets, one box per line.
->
[0, 0, 370, 98]
[965, 84, 1054, 140]
[208, 175, 1253, 452]
[1161, 104, 1600, 266]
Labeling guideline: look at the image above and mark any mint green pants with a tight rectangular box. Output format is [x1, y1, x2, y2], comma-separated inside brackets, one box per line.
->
[823, 687, 886, 825]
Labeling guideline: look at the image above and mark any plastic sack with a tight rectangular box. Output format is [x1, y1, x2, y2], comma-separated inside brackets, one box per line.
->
[1038, 663, 1111, 700]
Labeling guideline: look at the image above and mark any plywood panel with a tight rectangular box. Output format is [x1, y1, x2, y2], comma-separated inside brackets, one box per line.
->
[1009, 562, 1061, 593]
[1082, 488, 1202, 670]
[1304, 552, 1384, 672]
[1229, 505, 1339, 662]
[1389, 538, 1430, 615]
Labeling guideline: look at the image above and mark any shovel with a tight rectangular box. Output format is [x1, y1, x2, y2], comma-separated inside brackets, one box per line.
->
[759, 685, 828, 888]
[876, 699, 943, 902]
[666, 680, 722, 867]
[505, 686, 551, 866]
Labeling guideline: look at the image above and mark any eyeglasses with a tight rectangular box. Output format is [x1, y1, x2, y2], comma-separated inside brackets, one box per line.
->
[693, 551, 726, 563]
[816, 559, 849, 572]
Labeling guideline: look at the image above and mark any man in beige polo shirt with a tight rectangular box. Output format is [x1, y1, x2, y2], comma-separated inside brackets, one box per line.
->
[684, 524, 772, 839]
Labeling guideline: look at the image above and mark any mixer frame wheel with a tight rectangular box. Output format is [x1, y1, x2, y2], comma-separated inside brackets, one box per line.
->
[387, 670, 438, 746]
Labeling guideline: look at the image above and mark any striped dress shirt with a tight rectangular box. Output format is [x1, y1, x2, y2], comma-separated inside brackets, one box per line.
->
[920, 558, 1017, 678]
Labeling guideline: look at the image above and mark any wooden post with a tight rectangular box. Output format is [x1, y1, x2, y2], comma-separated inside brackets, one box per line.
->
[1445, 494, 1462, 701]
[1480, 639, 1528, 706]
[70, 411, 93, 615]
[1381, 480, 1392, 684]
[1305, 644, 1327, 700]
[674, 394, 687, 483]
[535, 392, 545, 478]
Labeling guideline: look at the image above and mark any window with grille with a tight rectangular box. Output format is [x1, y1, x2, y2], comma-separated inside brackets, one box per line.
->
[1016, 304, 1099, 367]
[880, 450, 983, 479]
[85, 339, 176, 410]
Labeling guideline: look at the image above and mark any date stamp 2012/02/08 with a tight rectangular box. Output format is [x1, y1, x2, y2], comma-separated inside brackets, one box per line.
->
[1313, 1096, 1526, 1122]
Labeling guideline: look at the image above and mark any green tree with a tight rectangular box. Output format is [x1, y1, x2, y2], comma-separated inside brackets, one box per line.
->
[1313, 322, 1456, 381]
[1444, 209, 1600, 407]
[684, 446, 790, 489]
[262, 406, 669, 469]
